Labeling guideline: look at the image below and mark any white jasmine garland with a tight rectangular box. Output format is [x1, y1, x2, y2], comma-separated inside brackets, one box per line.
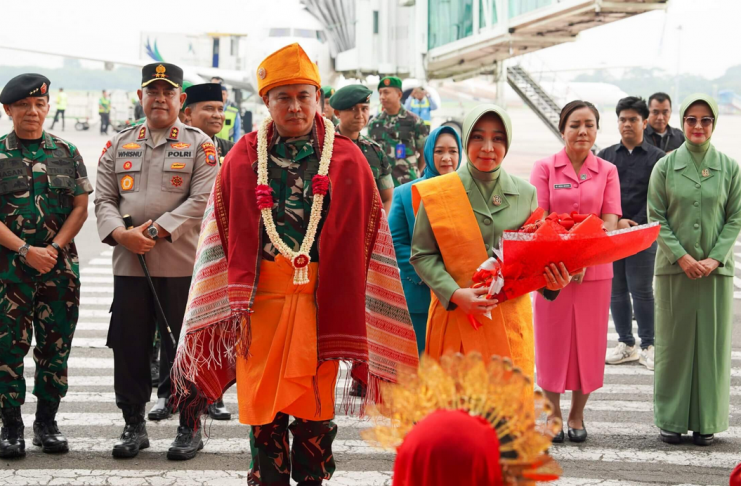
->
[256, 115, 335, 285]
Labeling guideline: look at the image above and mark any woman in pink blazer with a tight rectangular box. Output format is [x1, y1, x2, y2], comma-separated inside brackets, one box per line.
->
[530, 101, 622, 444]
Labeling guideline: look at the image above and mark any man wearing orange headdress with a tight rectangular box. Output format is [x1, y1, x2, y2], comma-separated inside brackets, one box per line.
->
[171, 43, 418, 485]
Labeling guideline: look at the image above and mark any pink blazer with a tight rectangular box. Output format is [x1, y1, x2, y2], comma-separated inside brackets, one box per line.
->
[530, 149, 622, 281]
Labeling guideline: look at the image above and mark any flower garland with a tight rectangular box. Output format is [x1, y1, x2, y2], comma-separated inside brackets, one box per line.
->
[256, 115, 335, 285]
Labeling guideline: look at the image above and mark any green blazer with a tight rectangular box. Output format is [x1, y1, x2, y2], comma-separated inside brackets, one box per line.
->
[647, 144, 741, 276]
[410, 165, 538, 309]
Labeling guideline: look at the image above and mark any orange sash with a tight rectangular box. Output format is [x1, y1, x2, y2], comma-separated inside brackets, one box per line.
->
[412, 173, 534, 378]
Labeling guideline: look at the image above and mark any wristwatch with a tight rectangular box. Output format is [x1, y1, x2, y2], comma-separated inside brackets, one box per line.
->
[51, 242, 62, 253]
[18, 243, 30, 258]
[147, 224, 159, 241]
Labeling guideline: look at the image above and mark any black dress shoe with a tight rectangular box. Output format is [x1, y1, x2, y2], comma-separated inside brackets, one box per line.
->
[148, 398, 173, 421]
[568, 422, 587, 443]
[208, 398, 231, 420]
[0, 406, 25, 458]
[167, 426, 203, 460]
[693, 432, 714, 446]
[659, 429, 681, 444]
[33, 399, 68, 453]
[552, 429, 564, 443]
[113, 405, 149, 459]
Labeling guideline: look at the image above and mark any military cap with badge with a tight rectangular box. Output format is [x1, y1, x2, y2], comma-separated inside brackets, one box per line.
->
[141, 63, 184, 88]
[0, 73, 51, 105]
[329, 85, 373, 111]
[378, 76, 402, 91]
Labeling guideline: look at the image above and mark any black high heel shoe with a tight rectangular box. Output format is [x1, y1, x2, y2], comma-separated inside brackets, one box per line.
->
[552, 429, 565, 443]
[568, 421, 587, 443]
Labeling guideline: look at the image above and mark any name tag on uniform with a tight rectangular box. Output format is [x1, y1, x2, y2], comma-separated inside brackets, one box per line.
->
[395, 143, 406, 159]
[554, 183, 571, 189]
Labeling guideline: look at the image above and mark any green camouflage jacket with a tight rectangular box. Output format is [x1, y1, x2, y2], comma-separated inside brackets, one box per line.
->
[0, 131, 93, 283]
[367, 106, 429, 186]
[337, 129, 393, 191]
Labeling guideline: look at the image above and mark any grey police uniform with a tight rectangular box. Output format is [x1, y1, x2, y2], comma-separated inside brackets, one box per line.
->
[94, 118, 218, 407]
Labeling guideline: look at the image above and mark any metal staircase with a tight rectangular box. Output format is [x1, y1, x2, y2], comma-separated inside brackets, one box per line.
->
[507, 64, 562, 140]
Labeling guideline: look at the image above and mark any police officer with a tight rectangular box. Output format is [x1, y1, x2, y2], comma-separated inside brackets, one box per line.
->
[0, 74, 93, 458]
[183, 83, 234, 166]
[368, 76, 429, 186]
[95, 63, 218, 458]
[330, 84, 394, 213]
[215, 84, 241, 143]
[320, 85, 339, 126]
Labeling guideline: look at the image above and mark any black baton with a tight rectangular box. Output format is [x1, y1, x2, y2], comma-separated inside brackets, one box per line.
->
[122, 214, 178, 349]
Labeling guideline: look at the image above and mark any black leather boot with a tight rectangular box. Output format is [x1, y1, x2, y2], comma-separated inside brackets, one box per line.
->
[0, 406, 25, 458]
[208, 398, 231, 420]
[167, 425, 204, 460]
[112, 404, 149, 458]
[148, 397, 173, 421]
[33, 399, 68, 453]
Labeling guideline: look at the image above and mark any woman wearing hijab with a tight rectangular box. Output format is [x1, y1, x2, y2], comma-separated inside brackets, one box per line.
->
[648, 94, 741, 446]
[409, 105, 572, 377]
[389, 126, 462, 355]
[530, 101, 621, 443]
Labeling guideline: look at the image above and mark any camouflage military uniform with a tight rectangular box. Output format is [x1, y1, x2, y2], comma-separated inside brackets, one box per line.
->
[337, 128, 394, 192]
[248, 132, 335, 486]
[367, 106, 429, 186]
[0, 131, 93, 408]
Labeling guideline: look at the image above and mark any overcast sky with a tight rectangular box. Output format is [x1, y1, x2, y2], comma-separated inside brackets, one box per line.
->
[0, 0, 737, 79]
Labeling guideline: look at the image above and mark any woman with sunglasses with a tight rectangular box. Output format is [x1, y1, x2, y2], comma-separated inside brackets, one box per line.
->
[648, 93, 741, 446]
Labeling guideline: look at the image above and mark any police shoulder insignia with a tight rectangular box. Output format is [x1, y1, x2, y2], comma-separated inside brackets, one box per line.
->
[99, 140, 112, 165]
[138, 127, 147, 140]
[169, 127, 179, 140]
[201, 142, 218, 166]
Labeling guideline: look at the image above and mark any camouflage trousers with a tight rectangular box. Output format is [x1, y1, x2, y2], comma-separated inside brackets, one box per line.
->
[249, 412, 337, 486]
[0, 277, 79, 408]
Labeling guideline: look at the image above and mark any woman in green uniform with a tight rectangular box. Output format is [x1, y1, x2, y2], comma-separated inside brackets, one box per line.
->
[648, 93, 741, 446]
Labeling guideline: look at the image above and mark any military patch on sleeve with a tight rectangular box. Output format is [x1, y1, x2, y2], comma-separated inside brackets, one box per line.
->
[202, 142, 218, 166]
[99, 140, 112, 165]
[169, 127, 179, 140]
[138, 127, 146, 140]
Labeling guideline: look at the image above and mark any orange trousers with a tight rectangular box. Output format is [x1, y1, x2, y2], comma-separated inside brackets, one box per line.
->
[236, 256, 339, 426]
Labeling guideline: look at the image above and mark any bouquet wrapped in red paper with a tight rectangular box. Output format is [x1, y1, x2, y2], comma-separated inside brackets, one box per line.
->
[477, 208, 659, 303]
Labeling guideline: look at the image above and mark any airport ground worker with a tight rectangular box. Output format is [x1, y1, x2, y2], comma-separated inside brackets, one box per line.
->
[0, 73, 92, 458]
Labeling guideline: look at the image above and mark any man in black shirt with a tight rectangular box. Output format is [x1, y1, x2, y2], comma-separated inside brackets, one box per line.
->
[644, 92, 684, 153]
[599, 96, 665, 372]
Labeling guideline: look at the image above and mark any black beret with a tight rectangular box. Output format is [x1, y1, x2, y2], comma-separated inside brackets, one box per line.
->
[330, 85, 372, 111]
[142, 63, 183, 88]
[184, 83, 223, 108]
[0, 73, 50, 105]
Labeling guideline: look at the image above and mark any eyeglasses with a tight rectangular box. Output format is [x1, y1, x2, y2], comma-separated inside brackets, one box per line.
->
[684, 116, 714, 128]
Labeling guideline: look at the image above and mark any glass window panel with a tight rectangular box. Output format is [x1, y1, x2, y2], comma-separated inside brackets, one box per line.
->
[480, 0, 498, 29]
[269, 28, 291, 37]
[509, 0, 553, 18]
[428, 0, 474, 50]
[293, 29, 316, 39]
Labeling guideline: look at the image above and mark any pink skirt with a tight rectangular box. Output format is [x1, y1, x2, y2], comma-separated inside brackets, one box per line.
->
[533, 279, 611, 394]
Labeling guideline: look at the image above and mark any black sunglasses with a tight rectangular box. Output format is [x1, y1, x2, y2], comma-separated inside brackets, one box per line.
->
[683, 116, 714, 128]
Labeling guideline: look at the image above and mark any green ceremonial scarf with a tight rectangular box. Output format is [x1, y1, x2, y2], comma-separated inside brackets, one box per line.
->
[680, 93, 719, 165]
[462, 104, 514, 200]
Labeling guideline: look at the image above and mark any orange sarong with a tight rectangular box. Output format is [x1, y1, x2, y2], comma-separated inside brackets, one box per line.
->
[413, 174, 534, 379]
[236, 256, 339, 425]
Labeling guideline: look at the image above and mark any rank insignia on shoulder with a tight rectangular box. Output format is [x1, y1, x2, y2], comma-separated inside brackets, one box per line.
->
[702, 168, 710, 177]
[138, 127, 146, 140]
[99, 140, 112, 165]
[122, 143, 141, 150]
[202, 142, 217, 166]
[169, 127, 179, 140]
[171, 142, 190, 149]
[120, 175, 134, 191]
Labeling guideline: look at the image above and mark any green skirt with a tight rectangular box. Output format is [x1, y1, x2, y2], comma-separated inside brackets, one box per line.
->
[654, 274, 733, 434]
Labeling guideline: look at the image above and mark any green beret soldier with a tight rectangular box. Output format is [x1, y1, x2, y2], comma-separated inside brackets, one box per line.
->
[320, 85, 339, 126]
[0, 73, 93, 458]
[331, 85, 394, 213]
[367, 76, 429, 186]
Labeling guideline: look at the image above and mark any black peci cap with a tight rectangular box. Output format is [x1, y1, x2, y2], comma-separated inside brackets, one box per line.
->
[0, 73, 51, 105]
[141, 63, 183, 88]
[184, 83, 223, 108]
